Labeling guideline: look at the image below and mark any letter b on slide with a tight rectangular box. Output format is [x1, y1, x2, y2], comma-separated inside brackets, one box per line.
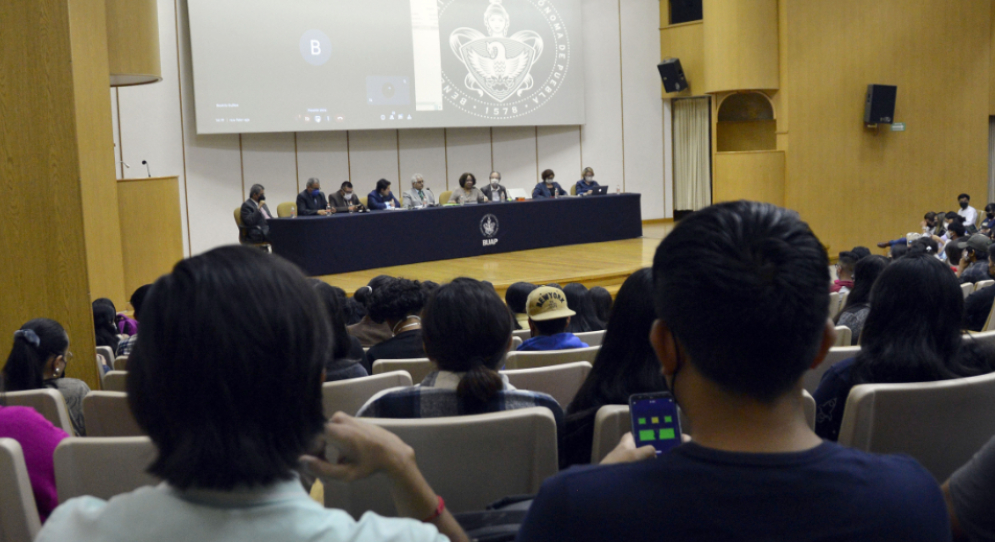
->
[300, 30, 331, 66]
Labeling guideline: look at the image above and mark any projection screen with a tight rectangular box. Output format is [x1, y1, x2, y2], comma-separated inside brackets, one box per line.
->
[187, 0, 585, 134]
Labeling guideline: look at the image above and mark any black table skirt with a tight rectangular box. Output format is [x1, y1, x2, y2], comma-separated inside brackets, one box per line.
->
[268, 193, 643, 276]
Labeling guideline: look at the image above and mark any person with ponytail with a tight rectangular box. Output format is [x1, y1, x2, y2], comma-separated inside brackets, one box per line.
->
[346, 275, 395, 347]
[357, 278, 564, 439]
[2, 318, 89, 435]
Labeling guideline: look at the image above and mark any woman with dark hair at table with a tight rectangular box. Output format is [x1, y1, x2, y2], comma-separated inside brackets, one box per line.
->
[532, 169, 567, 199]
[449, 173, 488, 205]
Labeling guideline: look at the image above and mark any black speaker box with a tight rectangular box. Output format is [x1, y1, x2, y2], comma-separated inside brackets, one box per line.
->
[864, 84, 897, 124]
[658, 58, 688, 93]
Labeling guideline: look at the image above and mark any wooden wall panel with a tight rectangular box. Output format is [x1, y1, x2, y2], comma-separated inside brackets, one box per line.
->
[118, 177, 184, 295]
[444, 128, 492, 191]
[660, 22, 704, 98]
[990, 2, 995, 116]
[713, 151, 784, 207]
[240, 132, 299, 207]
[296, 131, 350, 190]
[716, 121, 777, 152]
[785, 0, 990, 254]
[492, 127, 539, 193]
[702, 0, 779, 93]
[398, 129, 447, 194]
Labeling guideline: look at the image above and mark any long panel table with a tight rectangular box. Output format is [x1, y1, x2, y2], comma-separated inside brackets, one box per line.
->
[268, 193, 643, 276]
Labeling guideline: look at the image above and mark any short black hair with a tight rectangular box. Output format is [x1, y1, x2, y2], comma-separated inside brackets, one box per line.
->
[850, 246, 871, 261]
[506, 282, 538, 314]
[946, 212, 963, 222]
[341, 181, 353, 189]
[959, 193, 971, 201]
[541, 169, 555, 181]
[533, 317, 569, 336]
[837, 252, 857, 275]
[128, 246, 329, 490]
[949, 222, 967, 238]
[653, 201, 829, 403]
[890, 243, 909, 259]
[130, 285, 152, 320]
[458, 172, 476, 188]
[249, 184, 264, 198]
[945, 242, 962, 263]
[376, 179, 391, 192]
[368, 278, 426, 324]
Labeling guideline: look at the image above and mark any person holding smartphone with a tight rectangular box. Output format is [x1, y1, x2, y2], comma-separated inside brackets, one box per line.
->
[518, 201, 949, 542]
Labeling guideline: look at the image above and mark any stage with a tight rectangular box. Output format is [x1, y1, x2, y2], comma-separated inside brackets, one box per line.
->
[316, 222, 674, 298]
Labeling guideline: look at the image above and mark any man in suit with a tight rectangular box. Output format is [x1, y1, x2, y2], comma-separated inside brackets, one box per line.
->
[481, 171, 509, 202]
[296, 178, 333, 216]
[328, 181, 367, 213]
[240, 184, 273, 242]
[403, 174, 436, 209]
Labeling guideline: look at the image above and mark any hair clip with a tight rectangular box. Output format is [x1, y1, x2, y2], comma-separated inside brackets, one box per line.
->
[13, 329, 41, 348]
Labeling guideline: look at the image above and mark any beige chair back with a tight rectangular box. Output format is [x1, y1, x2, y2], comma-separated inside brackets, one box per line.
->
[359, 196, 368, 208]
[82, 392, 144, 437]
[504, 346, 601, 370]
[0, 439, 40, 542]
[439, 190, 453, 205]
[962, 282, 975, 299]
[512, 336, 523, 350]
[3, 389, 73, 434]
[975, 279, 995, 292]
[803, 345, 860, 395]
[802, 389, 816, 430]
[276, 202, 296, 217]
[828, 291, 841, 319]
[573, 330, 606, 346]
[512, 329, 532, 341]
[502, 362, 592, 407]
[371, 358, 433, 384]
[54, 437, 158, 502]
[838, 371, 995, 481]
[832, 326, 852, 347]
[101, 371, 128, 392]
[322, 371, 413, 418]
[113, 355, 128, 371]
[96, 346, 114, 370]
[964, 330, 995, 350]
[324, 407, 558, 517]
[983, 296, 995, 331]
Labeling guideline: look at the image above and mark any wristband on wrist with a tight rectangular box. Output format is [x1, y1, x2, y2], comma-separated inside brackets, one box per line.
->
[421, 495, 445, 523]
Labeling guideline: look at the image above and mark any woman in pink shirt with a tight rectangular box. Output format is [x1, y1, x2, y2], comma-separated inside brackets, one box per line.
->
[0, 402, 68, 521]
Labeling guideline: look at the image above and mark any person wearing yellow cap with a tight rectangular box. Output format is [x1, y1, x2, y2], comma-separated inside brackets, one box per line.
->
[518, 286, 590, 351]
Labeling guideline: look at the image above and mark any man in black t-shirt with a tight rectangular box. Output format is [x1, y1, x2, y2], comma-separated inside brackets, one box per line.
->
[518, 201, 950, 542]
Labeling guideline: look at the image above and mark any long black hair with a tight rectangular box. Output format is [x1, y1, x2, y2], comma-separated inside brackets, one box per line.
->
[853, 254, 995, 385]
[2, 318, 69, 394]
[563, 283, 600, 333]
[568, 269, 668, 414]
[92, 299, 120, 351]
[314, 282, 352, 361]
[835, 255, 889, 323]
[589, 287, 613, 326]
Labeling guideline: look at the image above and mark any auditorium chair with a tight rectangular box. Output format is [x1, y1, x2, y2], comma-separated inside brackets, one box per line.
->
[975, 279, 995, 293]
[276, 202, 296, 217]
[573, 330, 606, 346]
[359, 196, 368, 208]
[828, 292, 841, 319]
[501, 362, 592, 407]
[0, 439, 40, 542]
[96, 346, 114, 370]
[371, 358, 433, 384]
[803, 345, 860, 394]
[113, 355, 128, 371]
[54, 437, 158, 502]
[101, 371, 128, 392]
[322, 371, 413, 418]
[832, 326, 852, 347]
[439, 191, 453, 205]
[838, 371, 995, 481]
[82, 392, 144, 437]
[961, 283, 975, 299]
[233, 207, 270, 251]
[570, 184, 577, 196]
[512, 329, 532, 341]
[964, 329, 995, 349]
[504, 346, 601, 370]
[2, 389, 73, 434]
[323, 407, 558, 517]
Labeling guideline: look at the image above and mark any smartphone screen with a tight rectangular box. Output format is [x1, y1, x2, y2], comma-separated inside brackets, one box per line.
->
[629, 392, 682, 455]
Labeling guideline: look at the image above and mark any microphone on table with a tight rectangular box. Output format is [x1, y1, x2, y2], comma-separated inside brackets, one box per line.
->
[142, 160, 152, 178]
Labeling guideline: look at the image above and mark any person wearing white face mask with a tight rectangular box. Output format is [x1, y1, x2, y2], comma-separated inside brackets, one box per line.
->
[575, 167, 601, 196]
[481, 171, 509, 202]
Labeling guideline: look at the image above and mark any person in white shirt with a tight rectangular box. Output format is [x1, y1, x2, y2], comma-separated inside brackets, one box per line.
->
[36, 246, 468, 542]
[958, 193, 979, 229]
[403, 174, 437, 209]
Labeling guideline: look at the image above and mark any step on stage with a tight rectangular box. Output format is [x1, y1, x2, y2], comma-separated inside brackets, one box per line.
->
[316, 222, 673, 299]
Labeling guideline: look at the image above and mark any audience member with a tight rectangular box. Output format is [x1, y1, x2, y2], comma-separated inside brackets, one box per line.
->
[358, 278, 563, 432]
[532, 169, 567, 199]
[296, 178, 332, 216]
[328, 181, 366, 213]
[36, 246, 467, 542]
[574, 167, 600, 196]
[449, 173, 487, 205]
[365, 278, 428, 372]
[958, 234, 993, 284]
[946, 242, 964, 273]
[959, 193, 979, 230]
[517, 201, 951, 542]
[347, 276, 394, 347]
[403, 174, 437, 209]
[518, 286, 589, 351]
[314, 282, 368, 381]
[982, 203, 995, 236]
[589, 286, 613, 325]
[562, 269, 668, 467]
[0, 399, 67, 522]
[368, 179, 401, 210]
[116, 285, 151, 357]
[910, 236, 941, 259]
[345, 296, 366, 326]
[963, 245, 995, 331]
[240, 183, 273, 242]
[890, 242, 909, 260]
[831, 252, 856, 293]
[92, 299, 120, 357]
[481, 171, 509, 202]
[942, 433, 995, 542]
[2, 319, 89, 436]
[420, 280, 440, 303]
[834, 256, 889, 345]
[506, 282, 538, 330]
[877, 212, 945, 249]
[563, 283, 604, 333]
[851, 246, 871, 261]
[815, 254, 995, 441]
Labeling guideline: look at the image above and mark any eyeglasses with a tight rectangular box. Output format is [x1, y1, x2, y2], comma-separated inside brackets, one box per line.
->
[61, 351, 73, 365]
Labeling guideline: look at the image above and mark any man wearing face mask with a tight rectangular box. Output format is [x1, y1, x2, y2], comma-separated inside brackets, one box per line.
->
[575, 167, 600, 196]
[328, 181, 366, 213]
[240, 184, 273, 242]
[980, 203, 995, 237]
[403, 174, 437, 209]
[296, 178, 333, 216]
[957, 193, 978, 231]
[481, 171, 509, 202]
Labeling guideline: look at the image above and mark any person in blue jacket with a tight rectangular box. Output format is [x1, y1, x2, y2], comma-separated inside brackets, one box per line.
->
[533, 169, 567, 199]
[367, 179, 401, 210]
[575, 167, 601, 196]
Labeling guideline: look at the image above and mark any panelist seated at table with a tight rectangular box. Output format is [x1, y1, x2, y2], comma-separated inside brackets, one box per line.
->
[481, 171, 509, 202]
[328, 181, 366, 213]
[403, 174, 436, 209]
[533, 169, 568, 199]
[575, 167, 601, 196]
[240, 184, 273, 242]
[296, 178, 333, 216]
[368, 179, 402, 211]
[450, 172, 489, 205]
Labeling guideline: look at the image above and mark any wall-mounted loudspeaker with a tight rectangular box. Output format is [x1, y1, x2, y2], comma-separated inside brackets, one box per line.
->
[864, 84, 897, 124]
[658, 58, 688, 93]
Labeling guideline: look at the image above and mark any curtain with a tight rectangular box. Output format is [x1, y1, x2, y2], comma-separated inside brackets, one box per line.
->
[673, 97, 712, 211]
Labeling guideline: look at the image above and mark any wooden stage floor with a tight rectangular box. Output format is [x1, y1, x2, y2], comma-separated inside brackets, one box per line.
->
[316, 222, 674, 298]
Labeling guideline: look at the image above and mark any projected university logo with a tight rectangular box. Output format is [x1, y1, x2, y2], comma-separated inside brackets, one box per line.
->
[441, 0, 571, 119]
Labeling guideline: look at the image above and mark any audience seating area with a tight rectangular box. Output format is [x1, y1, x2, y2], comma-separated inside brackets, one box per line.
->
[81, 392, 143, 437]
[3, 389, 74, 435]
[0, 438, 41, 542]
[321, 371, 413, 419]
[53, 437, 158, 502]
